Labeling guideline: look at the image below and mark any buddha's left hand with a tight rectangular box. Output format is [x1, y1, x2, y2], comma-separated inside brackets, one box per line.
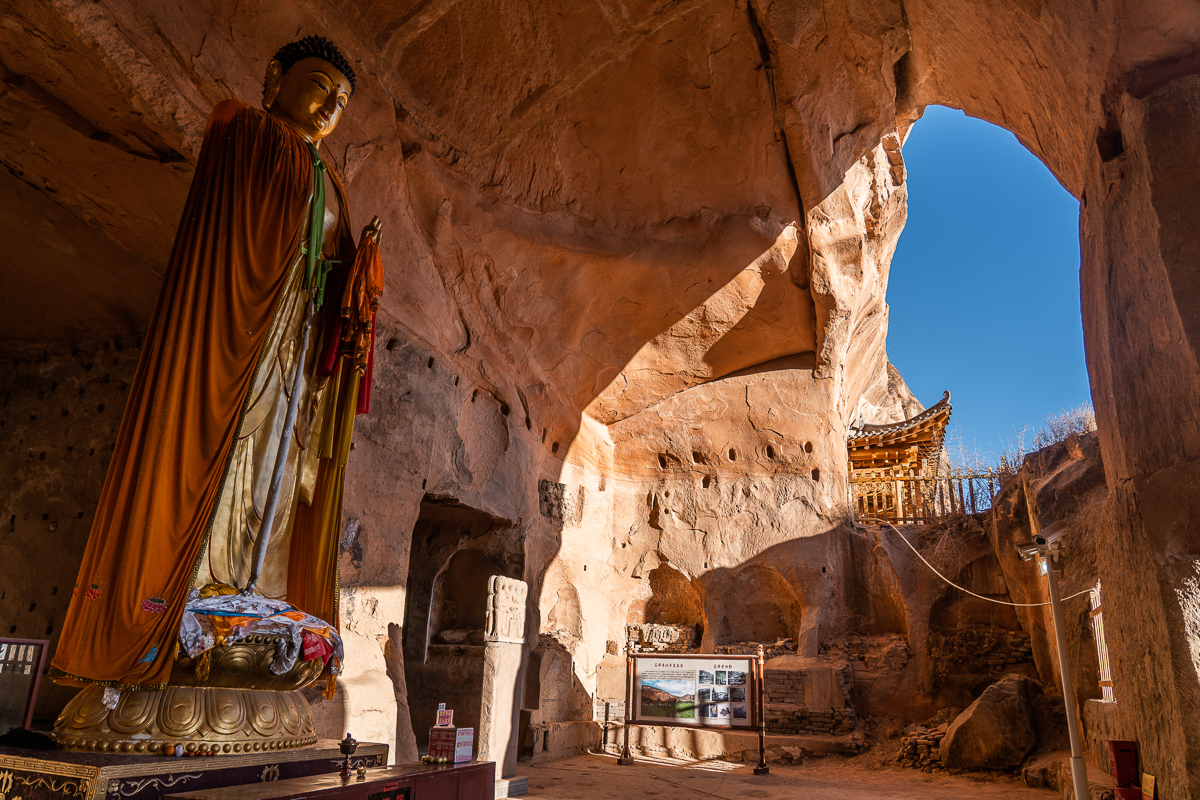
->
[361, 215, 382, 246]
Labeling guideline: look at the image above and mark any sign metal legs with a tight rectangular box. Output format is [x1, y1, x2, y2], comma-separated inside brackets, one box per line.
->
[618, 652, 635, 765]
[753, 646, 769, 775]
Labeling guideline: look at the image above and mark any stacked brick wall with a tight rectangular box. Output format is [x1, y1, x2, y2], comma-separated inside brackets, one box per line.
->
[763, 666, 856, 736]
[929, 626, 1033, 684]
[714, 638, 797, 658]
[896, 723, 949, 770]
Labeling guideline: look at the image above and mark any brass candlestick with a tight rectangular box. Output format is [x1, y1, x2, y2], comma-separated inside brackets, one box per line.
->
[339, 732, 358, 778]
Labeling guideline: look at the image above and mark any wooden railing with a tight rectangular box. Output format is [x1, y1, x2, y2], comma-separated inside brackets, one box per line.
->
[849, 468, 1001, 524]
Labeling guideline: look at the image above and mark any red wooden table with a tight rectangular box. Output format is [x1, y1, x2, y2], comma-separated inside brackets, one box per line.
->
[164, 760, 494, 800]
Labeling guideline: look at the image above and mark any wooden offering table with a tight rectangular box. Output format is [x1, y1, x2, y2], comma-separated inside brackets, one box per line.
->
[0, 740, 388, 800]
[163, 760, 495, 800]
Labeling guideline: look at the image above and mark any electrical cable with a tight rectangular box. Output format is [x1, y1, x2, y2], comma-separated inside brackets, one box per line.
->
[862, 517, 1092, 607]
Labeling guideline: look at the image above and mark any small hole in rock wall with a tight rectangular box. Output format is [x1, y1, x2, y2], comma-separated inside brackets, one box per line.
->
[51, 587, 58, 596]
[804, 442, 813, 453]
[422, 479, 427, 490]
[599, 476, 607, 492]
[766, 445, 775, 459]
[583, 565, 587, 571]
[38, 452, 45, 461]
[29, 414, 36, 421]
[552, 442, 560, 455]
[471, 390, 477, 403]
[427, 357, 435, 369]
[728, 448, 736, 461]
[61, 409, 68, 417]
[454, 376, 460, 386]
[67, 446, 73, 453]
[822, 566, 826, 574]
[811, 468, 820, 481]
[89, 448, 95, 456]
[620, 542, 626, 549]
[500, 403, 510, 416]
[76, 511, 83, 518]
[45, 624, 53, 635]
[9, 626, 15, 634]
[702, 475, 712, 489]
[28, 603, 35, 612]
[42, 513, 49, 521]
[386, 337, 398, 351]
[97, 404, 105, 413]
[692, 451, 703, 463]
[658, 455, 668, 469]
[541, 429, 547, 443]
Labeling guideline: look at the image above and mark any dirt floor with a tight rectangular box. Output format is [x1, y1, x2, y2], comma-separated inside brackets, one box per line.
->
[521, 753, 1060, 799]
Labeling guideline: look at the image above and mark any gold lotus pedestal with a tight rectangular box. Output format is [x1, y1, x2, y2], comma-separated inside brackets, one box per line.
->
[51, 636, 323, 754]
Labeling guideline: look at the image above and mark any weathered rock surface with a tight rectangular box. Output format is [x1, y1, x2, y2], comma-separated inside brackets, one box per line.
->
[4, 1, 1200, 794]
[940, 674, 1041, 771]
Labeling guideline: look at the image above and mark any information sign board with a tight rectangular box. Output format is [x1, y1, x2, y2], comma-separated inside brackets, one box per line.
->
[618, 650, 769, 773]
[631, 654, 755, 728]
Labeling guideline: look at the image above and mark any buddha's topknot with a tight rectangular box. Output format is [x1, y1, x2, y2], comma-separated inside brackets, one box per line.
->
[271, 35, 356, 95]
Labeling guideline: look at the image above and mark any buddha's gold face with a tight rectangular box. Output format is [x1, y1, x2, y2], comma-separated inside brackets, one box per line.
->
[263, 57, 352, 143]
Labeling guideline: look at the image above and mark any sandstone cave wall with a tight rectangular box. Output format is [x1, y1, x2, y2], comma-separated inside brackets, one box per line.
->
[4, 0, 1200, 792]
[0, 338, 141, 725]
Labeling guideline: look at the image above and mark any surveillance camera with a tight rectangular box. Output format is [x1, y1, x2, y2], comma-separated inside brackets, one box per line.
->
[1039, 520, 1067, 544]
[1015, 540, 1040, 561]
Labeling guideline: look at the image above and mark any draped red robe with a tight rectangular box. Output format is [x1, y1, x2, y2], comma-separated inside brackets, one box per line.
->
[51, 100, 372, 691]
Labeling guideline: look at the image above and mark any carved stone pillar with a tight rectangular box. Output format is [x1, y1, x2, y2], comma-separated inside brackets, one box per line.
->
[476, 575, 528, 784]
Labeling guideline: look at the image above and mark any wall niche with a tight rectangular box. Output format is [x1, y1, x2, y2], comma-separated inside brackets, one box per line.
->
[402, 495, 524, 738]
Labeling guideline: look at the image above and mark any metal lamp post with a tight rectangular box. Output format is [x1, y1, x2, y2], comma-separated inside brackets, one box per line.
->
[1016, 520, 1089, 800]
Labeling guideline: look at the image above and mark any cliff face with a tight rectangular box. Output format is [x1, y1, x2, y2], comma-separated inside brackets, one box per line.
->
[4, 1, 1200, 793]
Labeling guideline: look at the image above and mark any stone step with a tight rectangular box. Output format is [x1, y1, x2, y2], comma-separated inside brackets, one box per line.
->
[603, 724, 863, 763]
[1022, 751, 1118, 800]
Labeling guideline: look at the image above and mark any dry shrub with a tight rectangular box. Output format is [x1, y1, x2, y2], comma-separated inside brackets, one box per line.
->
[946, 401, 1097, 485]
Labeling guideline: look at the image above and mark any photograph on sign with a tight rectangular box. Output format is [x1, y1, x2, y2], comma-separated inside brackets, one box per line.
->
[632, 655, 754, 728]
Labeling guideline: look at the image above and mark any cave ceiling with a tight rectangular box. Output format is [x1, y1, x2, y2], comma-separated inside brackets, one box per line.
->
[2, 0, 1197, 424]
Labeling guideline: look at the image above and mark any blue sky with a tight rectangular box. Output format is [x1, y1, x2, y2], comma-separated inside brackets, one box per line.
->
[885, 106, 1089, 466]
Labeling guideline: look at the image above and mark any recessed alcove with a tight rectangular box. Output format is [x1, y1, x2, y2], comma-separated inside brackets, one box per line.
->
[714, 565, 802, 646]
[929, 554, 1021, 634]
[402, 496, 522, 739]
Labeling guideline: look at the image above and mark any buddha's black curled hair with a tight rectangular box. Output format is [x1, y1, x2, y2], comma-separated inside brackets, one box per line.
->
[270, 35, 356, 95]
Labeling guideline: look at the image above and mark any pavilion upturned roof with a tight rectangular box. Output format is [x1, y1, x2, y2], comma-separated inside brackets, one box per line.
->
[847, 391, 952, 473]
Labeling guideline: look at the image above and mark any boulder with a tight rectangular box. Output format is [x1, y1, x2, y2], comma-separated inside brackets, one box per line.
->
[940, 675, 1041, 770]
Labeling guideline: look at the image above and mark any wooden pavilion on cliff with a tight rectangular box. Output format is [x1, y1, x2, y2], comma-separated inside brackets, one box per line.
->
[847, 391, 954, 523]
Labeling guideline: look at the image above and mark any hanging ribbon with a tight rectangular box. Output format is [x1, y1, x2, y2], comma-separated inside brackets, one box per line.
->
[303, 142, 336, 309]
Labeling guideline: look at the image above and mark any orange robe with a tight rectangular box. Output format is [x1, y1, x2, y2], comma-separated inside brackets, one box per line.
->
[51, 100, 370, 691]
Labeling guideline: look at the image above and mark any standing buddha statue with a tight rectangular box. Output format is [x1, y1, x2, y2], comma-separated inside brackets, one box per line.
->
[48, 35, 384, 755]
